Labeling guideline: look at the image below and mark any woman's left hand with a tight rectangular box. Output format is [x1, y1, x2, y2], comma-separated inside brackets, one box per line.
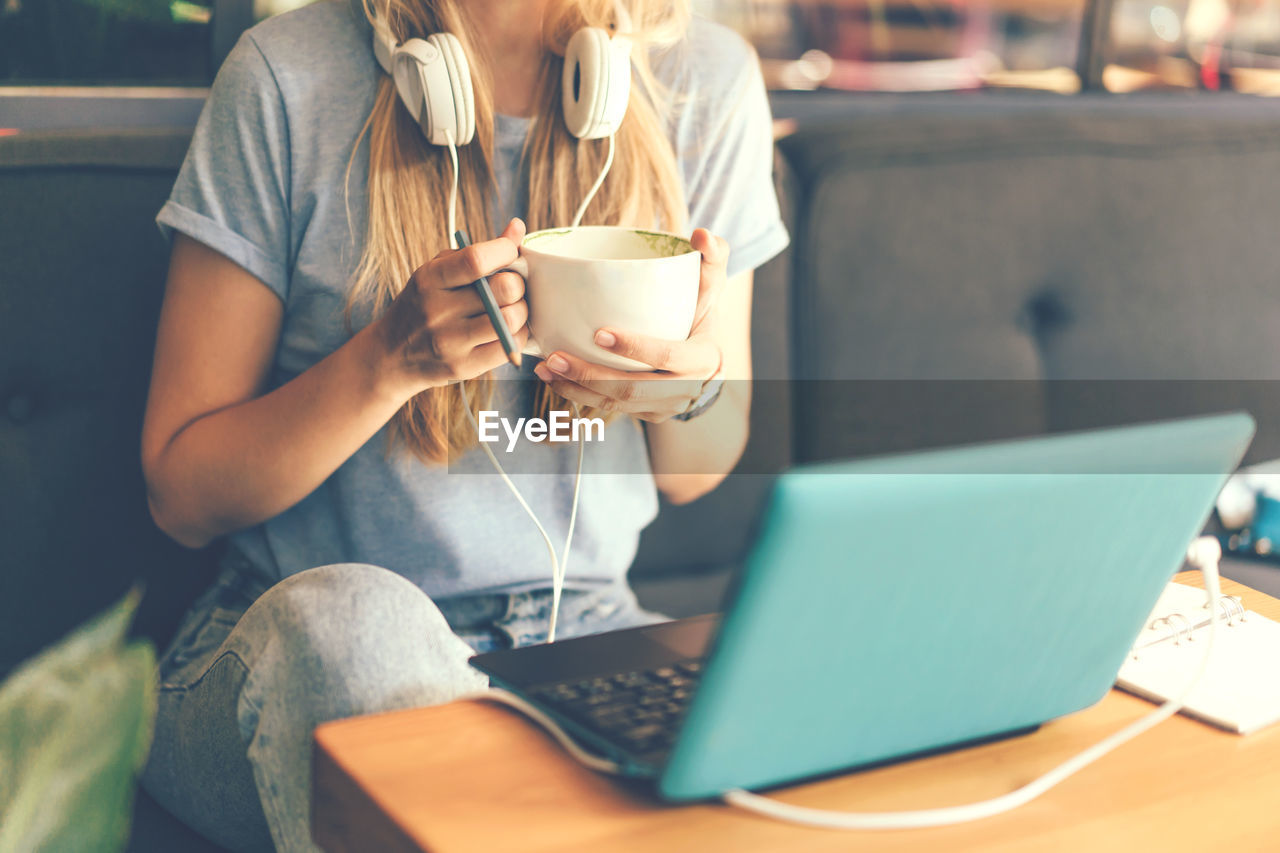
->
[532, 229, 729, 423]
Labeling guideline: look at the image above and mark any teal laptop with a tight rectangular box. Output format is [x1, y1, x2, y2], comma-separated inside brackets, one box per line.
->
[471, 412, 1255, 800]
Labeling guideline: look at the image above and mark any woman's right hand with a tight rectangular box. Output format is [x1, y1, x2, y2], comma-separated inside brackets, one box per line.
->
[373, 217, 529, 397]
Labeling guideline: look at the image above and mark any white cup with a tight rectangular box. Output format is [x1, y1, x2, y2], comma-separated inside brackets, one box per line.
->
[504, 226, 701, 371]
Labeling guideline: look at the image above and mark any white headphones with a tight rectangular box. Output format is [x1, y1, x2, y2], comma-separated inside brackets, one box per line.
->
[355, 2, 630, 643]
[359, 0, 633, 146]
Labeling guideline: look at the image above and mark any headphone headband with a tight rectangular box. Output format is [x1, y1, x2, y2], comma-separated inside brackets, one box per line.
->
[358, 0, 474, 146]
[357, 0, 633, 146]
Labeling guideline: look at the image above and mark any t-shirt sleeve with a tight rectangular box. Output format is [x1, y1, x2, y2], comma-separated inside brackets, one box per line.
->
[680, 36, 789, 280]
[157, 31, 292, 302]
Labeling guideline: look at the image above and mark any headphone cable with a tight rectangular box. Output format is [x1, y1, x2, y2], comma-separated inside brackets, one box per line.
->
[458, 383, 584, 643]
[571, 133, 616, 230]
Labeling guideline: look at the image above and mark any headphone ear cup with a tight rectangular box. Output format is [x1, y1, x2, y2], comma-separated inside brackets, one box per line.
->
[562, 26, 630, 139]
[390, 38, 436, 125]
[391, 35, 473, 147]
[429, 32, 475, 145]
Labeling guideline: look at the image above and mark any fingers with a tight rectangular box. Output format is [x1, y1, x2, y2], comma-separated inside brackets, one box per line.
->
[464, 299, 528, 344]
[431, 316, 530, 379]
[418, 223, 523, 290]
[437, 332, 532, 383]
[691, 227, 730, 270]
[533, 350, 703, 417]
[428, 270, 525, 323]
[500, 217, 527, 245]
[478, 270, 525, 309]
[591, 328, 719, 376]
[432, 300, 528, 357]
[690, 228, 730, 328]
[387, 220, 531, 386]
[467, 328, 531, 373]
[535, 367, 699, 420]
[415, 220, 526, 325]
[531, 368, 613, 411]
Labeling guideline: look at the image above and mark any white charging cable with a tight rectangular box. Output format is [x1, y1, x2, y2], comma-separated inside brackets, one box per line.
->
[472, 537, 1228, 829]
[722, 535, 1226, 829]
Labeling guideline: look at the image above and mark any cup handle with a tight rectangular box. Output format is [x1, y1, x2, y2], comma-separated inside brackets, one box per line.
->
[498, 256, 541, 357]
[502, 256, 529, 279]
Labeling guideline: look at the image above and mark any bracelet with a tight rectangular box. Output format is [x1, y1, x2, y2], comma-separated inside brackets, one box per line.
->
[673, 359, 725, 422]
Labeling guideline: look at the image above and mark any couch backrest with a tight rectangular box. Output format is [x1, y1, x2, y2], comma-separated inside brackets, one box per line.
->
[9, 94, 1280, 671]
[0, 130, 221, 676]
[779, 93, 1280, 466]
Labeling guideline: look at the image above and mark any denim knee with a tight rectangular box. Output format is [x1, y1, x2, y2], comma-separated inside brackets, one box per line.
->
[145, 564, 490, 853]
[232, 563, 488, 738]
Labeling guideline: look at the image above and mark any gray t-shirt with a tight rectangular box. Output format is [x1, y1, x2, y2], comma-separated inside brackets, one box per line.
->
[158, 0, 789, 599]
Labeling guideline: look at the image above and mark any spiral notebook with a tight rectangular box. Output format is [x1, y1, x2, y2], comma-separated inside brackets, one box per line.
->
[1117, 582, 1280, 735]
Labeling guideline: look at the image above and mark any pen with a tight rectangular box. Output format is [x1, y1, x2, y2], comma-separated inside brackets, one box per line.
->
[454, 229, 522, 368]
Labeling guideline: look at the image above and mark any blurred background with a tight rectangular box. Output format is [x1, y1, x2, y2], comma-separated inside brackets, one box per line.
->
[5, 0, 1280, 95]
[8, 4, 1280, 848]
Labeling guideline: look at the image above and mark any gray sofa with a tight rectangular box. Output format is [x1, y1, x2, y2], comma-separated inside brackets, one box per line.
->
[4, 92, 1280, 851]
[646, 91, 1280, 613]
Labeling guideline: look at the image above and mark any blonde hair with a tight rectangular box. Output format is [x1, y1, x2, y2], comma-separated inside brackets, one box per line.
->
[346, 0, 690, 464]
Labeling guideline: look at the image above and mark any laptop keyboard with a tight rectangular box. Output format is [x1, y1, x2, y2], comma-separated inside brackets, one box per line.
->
[527, 659, 705, 761]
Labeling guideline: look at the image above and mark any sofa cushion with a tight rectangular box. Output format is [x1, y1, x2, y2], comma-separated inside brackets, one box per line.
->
[632, 566, 734, 620]
[0, 129, 220, 678]
[778, 93, 1280, 465]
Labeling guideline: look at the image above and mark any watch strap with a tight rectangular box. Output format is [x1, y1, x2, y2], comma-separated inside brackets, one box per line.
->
[673, 374, 725, 422]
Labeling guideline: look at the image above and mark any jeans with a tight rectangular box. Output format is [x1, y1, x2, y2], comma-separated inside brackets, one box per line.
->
[140, 562, 667, 852]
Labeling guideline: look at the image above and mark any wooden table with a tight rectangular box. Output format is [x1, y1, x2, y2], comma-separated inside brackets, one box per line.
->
[312, 573, 1280, 852]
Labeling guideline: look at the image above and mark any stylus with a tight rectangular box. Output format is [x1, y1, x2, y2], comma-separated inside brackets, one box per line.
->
[454, 229, 521, 368]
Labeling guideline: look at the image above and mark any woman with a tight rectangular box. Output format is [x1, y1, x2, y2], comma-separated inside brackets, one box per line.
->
[139, 0, 787, 849]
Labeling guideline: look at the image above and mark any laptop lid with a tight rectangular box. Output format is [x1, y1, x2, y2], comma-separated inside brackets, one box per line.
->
[659, 412, 1255, 800]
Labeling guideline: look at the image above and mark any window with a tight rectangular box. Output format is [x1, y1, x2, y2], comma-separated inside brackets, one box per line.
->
[696, 0, 1085, 93]
[0, 0, 315, 87]
[0, 0, 316, 131]
[699, 0, 1280, 94]
[1100, 0, 1280, 92]
[6, 0, 1280, 99]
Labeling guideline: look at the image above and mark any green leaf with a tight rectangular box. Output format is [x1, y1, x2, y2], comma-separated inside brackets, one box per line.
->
[0, 590, 157, 853]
